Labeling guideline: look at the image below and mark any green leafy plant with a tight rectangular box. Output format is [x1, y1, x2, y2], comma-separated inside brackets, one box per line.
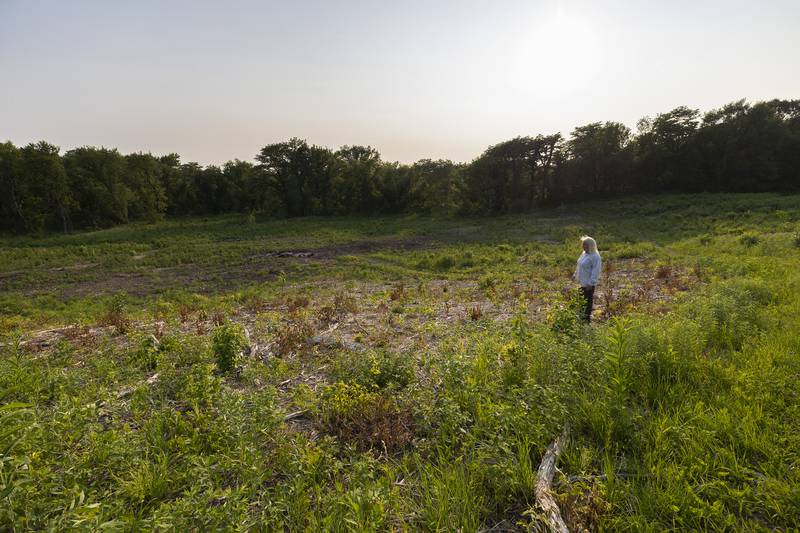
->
[604, 317, 632, 402]
[131, 333, 160, 371]
[332, 350, 413, 390]
[739, 233, 760, 247]
[212, 322, 247, 373]
[0, 391, 33, 507]
[101, 293, 131, 333]
[433, 255, 456, 270]
[317, 382, 413, 452]
[548, 291, 584, 336]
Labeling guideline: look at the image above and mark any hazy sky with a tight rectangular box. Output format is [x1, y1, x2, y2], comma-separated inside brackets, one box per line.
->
[1, 0, 799, 164]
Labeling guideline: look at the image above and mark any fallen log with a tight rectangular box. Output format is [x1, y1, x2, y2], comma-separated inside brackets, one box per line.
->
[534, 425, 570, 533]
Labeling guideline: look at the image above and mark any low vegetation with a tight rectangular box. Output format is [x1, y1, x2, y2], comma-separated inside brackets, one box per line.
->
[1, 194, 799, 530]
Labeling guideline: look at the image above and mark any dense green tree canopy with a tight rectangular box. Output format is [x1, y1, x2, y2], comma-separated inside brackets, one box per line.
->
[1, 97, 798, 233]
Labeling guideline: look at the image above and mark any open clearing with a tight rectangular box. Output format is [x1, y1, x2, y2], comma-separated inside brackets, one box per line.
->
[1, 194, 799, 530]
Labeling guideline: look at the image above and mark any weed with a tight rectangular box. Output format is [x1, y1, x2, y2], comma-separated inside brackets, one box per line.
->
[478, 274, 497, 291]
[601, 261, 618, 318]
[332, 350, 413, 390]
[333, 292, 358, 316]
[548, 291, 583, 335]
[315, 305, 336, 324]
[100, 293, 131, 334]
[212, 322, 247, 373]
[287, 295, 310, 314]
[211, 311, 226, 326]
[604, 317, 632, 402]
[194, 309, 208, 334]
[434, 255, 456, 270]
[739, 232, 760, 247]
[389, 282, 405, 301]
[246, 295, 269, 314]
[655, 264, 672, 279]
[511, 284, 523, 299]
[131, 333, 160, 371]
[3, 194, 800, 530]
[317, 382, 413, 452]
[559, 481, 611, 531]
[467, 306, 483, 321]
[274, 315, 313, 357]
[177, 304, 193, 323]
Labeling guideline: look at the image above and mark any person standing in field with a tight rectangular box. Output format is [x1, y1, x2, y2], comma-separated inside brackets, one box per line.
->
[574, 236, 602, 322]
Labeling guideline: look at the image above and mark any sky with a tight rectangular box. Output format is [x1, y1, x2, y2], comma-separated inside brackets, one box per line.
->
[1, 0, 799, 165]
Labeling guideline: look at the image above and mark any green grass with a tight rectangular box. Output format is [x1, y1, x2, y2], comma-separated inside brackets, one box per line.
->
[1, 193, 799, 530]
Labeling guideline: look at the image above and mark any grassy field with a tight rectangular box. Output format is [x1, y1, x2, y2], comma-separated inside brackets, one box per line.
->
[1, 193, 799, 530]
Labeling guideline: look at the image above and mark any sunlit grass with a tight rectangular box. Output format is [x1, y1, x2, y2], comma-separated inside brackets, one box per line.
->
[1, 193, 799, 529]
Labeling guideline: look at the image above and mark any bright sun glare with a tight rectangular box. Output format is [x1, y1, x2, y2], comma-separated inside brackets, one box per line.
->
[514, 8, 599, 91]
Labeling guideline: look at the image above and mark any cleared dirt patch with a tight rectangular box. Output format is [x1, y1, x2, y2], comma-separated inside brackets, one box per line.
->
[249, 235, 433, 261]
[13, 258, 702, 359]
[5, 236, 436, 299]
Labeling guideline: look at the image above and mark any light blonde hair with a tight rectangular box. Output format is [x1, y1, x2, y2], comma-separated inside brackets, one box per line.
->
[581, 235, 598, 253]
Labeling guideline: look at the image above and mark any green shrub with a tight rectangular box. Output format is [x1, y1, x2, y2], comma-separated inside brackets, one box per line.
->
[181, 363, 222, 412]
[739, 233, 760, 247]
[332, 350, 414, 390]
[318, 381, 378, 422]
[434, 255, 456, 270]
[130, 333, 161, 371]
[317, 382, 413, 451]
[457, 252, 475, 268]
[548, 291, 583, 336]
[157, 333, 207, 369]
[101, 293, 131, 333]
[682, 279, 771, 352]
[498, 340, 530, 389]
[212, 322, 247, 374]
[478, 274, 497, 290]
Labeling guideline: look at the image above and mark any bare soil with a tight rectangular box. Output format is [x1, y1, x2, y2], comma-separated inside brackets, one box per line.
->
[3, 236, 435, 298]
[14, 258, 702, 359]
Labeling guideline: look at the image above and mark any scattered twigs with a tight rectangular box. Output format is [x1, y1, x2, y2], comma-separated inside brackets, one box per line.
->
[116, 372, 160, 399]
[553, 471, 653, 488]
[283, 410, 307, 422]
[534, 424, 570, 533]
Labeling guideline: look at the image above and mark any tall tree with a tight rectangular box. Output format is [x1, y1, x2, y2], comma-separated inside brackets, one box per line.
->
[64, 147, 130, 227]
[0, 142, 22, 231]
[331, 145, 382, 215]
[463, 135, 562, 214]
[409, 159, 463, 213]
[223, 159, 260, 213]
[635, 106, 700, 190]
[17, 142, 73, 233]
[565, 122, 632, 197]
[124, 152, 168, 222]
[696, 99, 800, 191]
[256, 138, 315, 217]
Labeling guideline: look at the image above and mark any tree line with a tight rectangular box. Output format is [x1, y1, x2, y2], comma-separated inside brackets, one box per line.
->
[1, 98, 798, 233]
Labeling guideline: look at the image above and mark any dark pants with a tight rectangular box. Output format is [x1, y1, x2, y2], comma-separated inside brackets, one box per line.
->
[579, 286, 595, 322]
